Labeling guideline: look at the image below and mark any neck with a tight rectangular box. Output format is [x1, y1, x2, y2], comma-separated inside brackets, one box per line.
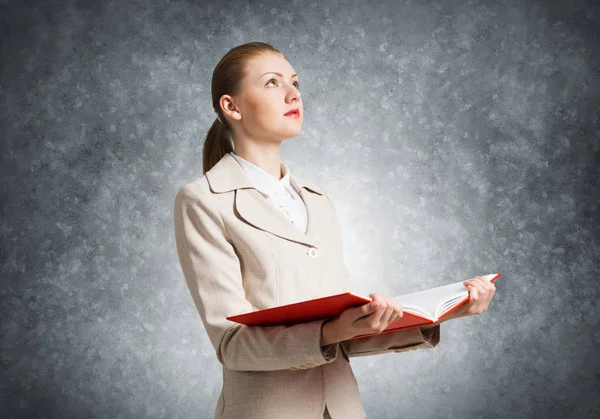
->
[233, 143, 283, 180]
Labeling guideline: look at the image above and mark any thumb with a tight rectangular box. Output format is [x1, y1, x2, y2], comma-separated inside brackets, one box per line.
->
[343, 301, 378, 322]
[355, 301, 378, 318]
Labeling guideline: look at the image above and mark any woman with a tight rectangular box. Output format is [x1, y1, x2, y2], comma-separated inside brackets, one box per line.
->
[173, 42, 496, 419]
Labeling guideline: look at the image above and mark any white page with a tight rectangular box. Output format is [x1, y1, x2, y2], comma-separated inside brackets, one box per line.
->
[392, 274, 497, 321]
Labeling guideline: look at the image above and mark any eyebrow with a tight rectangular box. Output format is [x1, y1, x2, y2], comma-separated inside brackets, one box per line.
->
[260, 72, 298, 80]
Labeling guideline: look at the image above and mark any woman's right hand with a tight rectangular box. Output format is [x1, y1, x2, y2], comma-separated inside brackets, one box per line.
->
[327, 293, 404, 342]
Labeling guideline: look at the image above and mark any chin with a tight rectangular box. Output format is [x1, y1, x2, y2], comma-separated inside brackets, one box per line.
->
[283, 126, 302, 139]
[275, 121, 301, 136]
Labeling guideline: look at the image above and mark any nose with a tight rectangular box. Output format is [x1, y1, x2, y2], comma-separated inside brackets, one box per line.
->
[286, 85, 300, 103]
[287, 92, 300, 104]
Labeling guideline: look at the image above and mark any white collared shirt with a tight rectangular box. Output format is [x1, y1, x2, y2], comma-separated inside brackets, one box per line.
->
[230, 152, 308, 233]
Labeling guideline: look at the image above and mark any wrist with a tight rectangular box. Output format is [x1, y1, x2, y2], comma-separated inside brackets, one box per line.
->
[441, 307, 466, 322]
[321, 319, 344, 346]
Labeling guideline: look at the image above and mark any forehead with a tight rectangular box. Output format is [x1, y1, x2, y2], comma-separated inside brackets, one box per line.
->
[245, 53, 296, 78]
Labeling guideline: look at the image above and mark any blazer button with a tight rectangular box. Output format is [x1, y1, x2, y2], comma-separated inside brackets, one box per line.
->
[307, 247, 319, 258]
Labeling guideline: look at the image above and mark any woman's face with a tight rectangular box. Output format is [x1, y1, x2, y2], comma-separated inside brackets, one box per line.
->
[223, 52, 303, 142]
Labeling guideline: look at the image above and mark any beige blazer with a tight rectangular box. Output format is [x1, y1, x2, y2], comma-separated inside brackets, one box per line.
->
[173, 152, 440, 419]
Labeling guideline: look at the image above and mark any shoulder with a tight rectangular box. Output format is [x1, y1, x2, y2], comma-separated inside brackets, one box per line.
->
[174, 173, 235, 218]
[175, 176, 211, 202]
[173, 176, 224, 218]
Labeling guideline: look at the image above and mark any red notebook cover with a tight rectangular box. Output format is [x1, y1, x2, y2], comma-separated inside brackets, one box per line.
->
[227, 273, 501, 340]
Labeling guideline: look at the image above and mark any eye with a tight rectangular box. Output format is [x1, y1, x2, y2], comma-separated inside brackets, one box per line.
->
[266, 79, 300, 90]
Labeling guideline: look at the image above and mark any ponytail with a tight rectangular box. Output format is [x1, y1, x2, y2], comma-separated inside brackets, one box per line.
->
[202, 116, 234, 176]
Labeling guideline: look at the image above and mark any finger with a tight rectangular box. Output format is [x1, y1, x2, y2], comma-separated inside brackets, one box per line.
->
[369, 293, 385, 305]
[394, 300, 404, 317]
[473, 277, 492, 294]
[391, 298, 404, 318]
[482, 278, 496, 297]
[466, 296, 483, 314]
[463, 279, 474, 288]
[463, 281, 476, 298]
[367, 293, 379, 310]
[383, 296, 401, 322]
[384, 295, 399, 315]
[466, 277, 488, 290]
[379, 303, 396, 329]
[360, 301, 378, 316]
[370, 306, 385, 326]
[469, 280, 486, 298]
[377, 296, 393, 323]
[368, 294, 386, 324]
[468, 285, 479, 301]
[369, 293, 388, 310]
[477, 276, 496, 294]
[469, 283, 487, 313]
[376, 295, 393, 322]
[475, 280, 493, 303]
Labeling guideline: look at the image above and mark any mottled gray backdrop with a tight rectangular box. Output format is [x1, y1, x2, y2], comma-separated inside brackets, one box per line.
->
[1, 0, 598, 418]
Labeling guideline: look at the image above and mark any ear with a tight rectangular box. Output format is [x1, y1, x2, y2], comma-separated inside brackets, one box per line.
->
[219, 95, 242, 122]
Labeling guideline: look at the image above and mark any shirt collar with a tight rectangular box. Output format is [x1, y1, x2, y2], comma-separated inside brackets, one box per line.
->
[230, 152, 297, 197]
[205, 152, 324, 196]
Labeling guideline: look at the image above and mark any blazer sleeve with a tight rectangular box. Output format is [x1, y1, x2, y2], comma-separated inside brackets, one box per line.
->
[174, 183, 340, 372]
[323, 192, 441, 358]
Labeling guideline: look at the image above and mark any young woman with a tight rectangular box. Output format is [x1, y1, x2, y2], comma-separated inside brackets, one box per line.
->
[173, 42, 496, 419]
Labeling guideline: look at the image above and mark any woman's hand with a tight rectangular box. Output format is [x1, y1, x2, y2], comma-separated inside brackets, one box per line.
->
[323, 293, 404, 343]
[444, 275, 497, 321]
[321, 277, 497, 345]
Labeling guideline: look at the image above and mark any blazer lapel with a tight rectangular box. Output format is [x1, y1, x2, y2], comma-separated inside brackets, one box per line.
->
[205, 152, 327, 247]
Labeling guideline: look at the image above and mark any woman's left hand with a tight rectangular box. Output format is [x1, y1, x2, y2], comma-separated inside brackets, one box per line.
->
[445, 275, 496, 321]
[418, 276, 497, 331]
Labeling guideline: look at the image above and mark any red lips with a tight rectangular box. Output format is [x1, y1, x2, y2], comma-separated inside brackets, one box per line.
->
[284, 108, 299, 116]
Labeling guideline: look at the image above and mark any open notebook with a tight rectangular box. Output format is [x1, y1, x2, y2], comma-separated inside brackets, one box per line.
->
[227, 273, 501, 339]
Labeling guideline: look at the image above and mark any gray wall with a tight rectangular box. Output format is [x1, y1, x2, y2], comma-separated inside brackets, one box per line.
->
[1, 0, 598, 418]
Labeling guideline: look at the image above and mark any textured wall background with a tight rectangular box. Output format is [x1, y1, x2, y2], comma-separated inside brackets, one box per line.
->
[1, 0, 598, 418]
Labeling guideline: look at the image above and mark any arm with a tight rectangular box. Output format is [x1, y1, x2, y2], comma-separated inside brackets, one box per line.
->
[174, 183, 340, 372]
[340, 323, 440, 358]
[323, 192, 441, 358]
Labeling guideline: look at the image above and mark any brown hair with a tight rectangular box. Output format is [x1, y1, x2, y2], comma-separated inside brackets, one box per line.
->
[203, 42, 285, 175]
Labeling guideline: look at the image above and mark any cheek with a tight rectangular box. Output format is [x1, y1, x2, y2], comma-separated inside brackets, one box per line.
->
[244, 93, 278, 123]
